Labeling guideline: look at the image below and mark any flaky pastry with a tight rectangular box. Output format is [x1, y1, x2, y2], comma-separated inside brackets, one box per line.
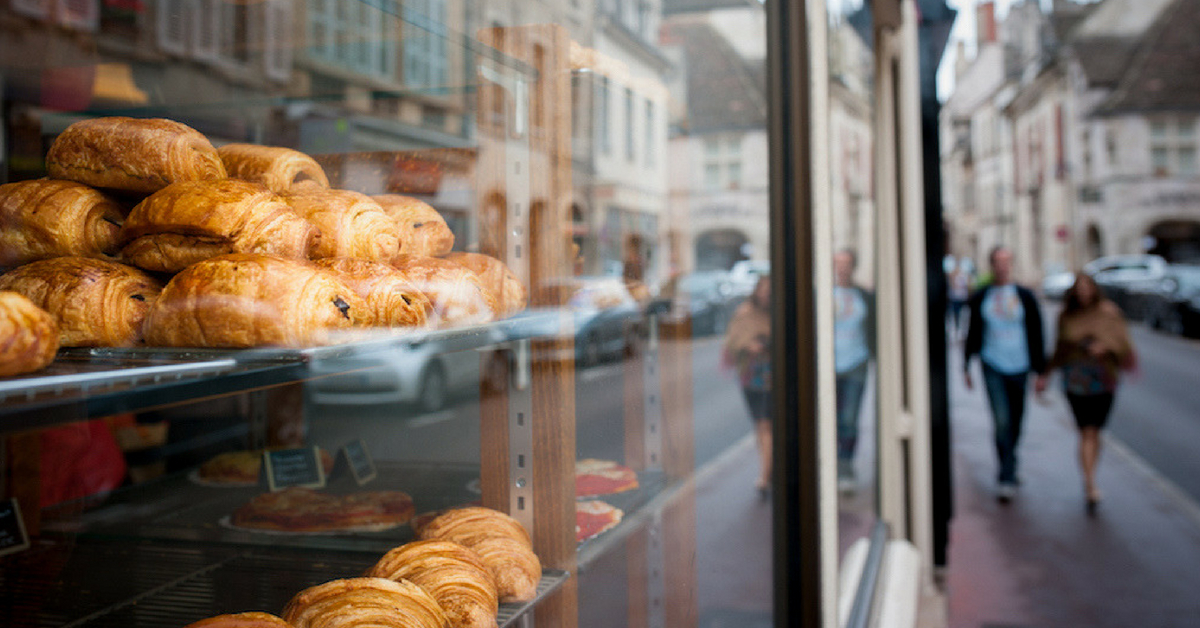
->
[312, 258, 431, 328]
[374, 194, 455, 257]
[281, 189, 401, 262]
[416, 507, 540, 603]
[0, 291, 59, 377]
[0, 179, 126, 267]
[217, 144, 329, 194]
[182, 612, 294, 628]
[390, 255, 497, 328]
[443, 252, 526, 317]
[368, 540, 499, 628]
[282, 577, 448, 628]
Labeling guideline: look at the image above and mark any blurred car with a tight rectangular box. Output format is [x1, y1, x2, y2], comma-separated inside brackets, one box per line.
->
[306, 329, 507, 412]
[1041, 264, 1076, 300]
[727, 259, 770, 297]
[1084, 254, 1167, 317]
[675, 270, 741, 336]
[1141, 265, 1200, 335]
[568, 276, 644, 365]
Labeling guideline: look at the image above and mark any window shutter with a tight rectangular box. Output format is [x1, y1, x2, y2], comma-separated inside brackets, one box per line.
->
[193, 0, 222, 61]
[264, 0, 293, 82]
[157, 0, 190, 55]
[12, 0, 50, 20]
[55, 0, 98, 31]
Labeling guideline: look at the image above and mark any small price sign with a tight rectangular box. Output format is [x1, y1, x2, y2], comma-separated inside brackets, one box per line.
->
[342, 439, 378, 486]
[0, 498, 31, 557]
[264, 447, 327, 492]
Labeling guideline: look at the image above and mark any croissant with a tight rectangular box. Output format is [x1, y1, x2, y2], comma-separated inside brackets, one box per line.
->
[46, 117, 226, 194]
[217, 144, 330, 194]
[182, 612, 294, 628]
[443, 252, 526, 317]
[416, 507, 540, 603]
[143, 254, 370, 348]
[0, 291, 59, 377]
[120, 180, 318, 273]
[281, 189, 401, 262]
[374, 195, 455, 257]
[312, 258, 431, 328]
[282, 577, 448, 628]
[390, 255, 497, 328]
[368, 540, 499, 628]
[0, 179, 126, 267]
[0, 257, 161, 347]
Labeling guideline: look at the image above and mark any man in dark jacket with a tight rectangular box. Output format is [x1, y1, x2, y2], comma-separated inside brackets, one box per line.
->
[964, 246, 1046, 502]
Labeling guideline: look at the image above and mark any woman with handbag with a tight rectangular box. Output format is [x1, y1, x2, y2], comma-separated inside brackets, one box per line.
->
[1035, 272, 1136, 515]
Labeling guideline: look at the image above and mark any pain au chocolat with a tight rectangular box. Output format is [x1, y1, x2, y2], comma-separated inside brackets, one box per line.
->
[0, 257, 161, 347]
[182, 612, 294, 628]
[0, 179, 126, 268]
[0, 291, 59, 377]
[280, 188, 401, 262]
[417, 507, 540, 603]
[282, 577, 448, 628]
[46, 117, 226, 194]
[374, 194, 455, 257]
[143, 253, 370, 348]
[390, 255, 497, 328]
[120, 180, 317, 273]
[367, 540, 499, 628]
[311, 258, 431, 328]
[442, 252, 526, 318]
[217, 144, 330, 194]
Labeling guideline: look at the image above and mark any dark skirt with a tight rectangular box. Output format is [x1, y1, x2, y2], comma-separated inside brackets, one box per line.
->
[742, 388, 772, 422]
[1066, 391, 1115, 430]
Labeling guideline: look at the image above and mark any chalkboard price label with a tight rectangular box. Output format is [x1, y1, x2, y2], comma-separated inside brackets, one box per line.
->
[264, 447, 327, 492]
[343, 439, 378, 486]
[0, 498, 31, 557]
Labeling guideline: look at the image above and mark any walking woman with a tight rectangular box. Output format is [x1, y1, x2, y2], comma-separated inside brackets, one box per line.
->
[1035, 272, 1136, 515]
[724, 274, 773, 499]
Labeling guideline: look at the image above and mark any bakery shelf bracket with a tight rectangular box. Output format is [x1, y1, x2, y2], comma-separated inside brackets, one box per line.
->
[643, 314, 663, 473]
[508, 337, 535, 535]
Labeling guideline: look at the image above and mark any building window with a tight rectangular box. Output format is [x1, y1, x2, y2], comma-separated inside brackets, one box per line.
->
[307, 0, 395, 79]
[1150, 117, 1197, 177]
[644, 99, 655, 167]
[403, 0, 448, 88]
[596, 77, 611, 154]
[703, 135, 742, 190]
[625, 87, 635, 162]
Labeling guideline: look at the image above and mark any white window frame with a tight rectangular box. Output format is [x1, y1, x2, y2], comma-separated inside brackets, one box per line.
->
[403, 0, 449, 88]
[1149, 116, 1197, 178]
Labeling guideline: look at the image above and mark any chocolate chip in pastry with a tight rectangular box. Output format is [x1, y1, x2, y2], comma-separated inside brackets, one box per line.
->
[143, 253, 369, 348]
[442, 252, 526, 318]
[281, 189, 401, 262]
[368, 540, 499, 628]
[282, 577, 448, 628]
[0, 257, 161, 347]
[46, 116, 226, 194]
[374, 194, 455, 257]
[0, 291, 59, 377]
[390, 255, 497, 328]
[0, 179, 126, 268]
[218, 143, 330, 194]
[182, 612, 294, 628]
[120, 180, 318, 273]
[312, 258, 432, 328]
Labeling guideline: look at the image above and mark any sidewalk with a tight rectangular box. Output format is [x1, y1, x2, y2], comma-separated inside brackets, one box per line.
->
[944, 347, 1200, 628]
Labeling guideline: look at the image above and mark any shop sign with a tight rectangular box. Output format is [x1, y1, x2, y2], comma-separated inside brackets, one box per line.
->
[342, 439, 378, 486]
[0, 499, 30, 558]
[264, 447, 328, 491]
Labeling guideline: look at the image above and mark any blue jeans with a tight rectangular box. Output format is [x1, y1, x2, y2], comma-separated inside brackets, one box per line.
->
[981, 363, 1029, 484]
[836, 362, 869, 461]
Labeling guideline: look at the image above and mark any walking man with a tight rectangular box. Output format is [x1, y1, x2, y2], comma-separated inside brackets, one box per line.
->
[963, 246, 1046, 502]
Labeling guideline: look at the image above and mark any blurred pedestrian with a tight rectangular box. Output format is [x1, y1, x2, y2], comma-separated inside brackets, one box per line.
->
[947, 259, 971, 340]
[724, 274, 773, 499]
[964, 246, 1046, 502]
[1035, 272, 1136, 515]
[833, 249, 875, 492]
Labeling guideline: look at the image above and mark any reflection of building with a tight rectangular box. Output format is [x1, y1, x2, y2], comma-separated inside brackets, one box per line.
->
[828, 12, 876, 286]
[661, 1, 768, 273]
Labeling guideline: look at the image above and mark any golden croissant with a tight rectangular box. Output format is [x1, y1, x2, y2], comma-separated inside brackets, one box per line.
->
[121, 180, 317, 273]
[417, 507, 540, 603]
[390, 255, 497, 328]
[443, 252, 526, 318]
[368, 540, 499, 628]
[0, 179, 126, 267]
[281, 189, 401, 262]
[0, 257, 161, 347]
[182, 612, 294, 628]
[374, 195, 455, 257]
[0, 291, 59, 377]
[312, 258, 431, 328]
[143, 253, 370, 348]
[46, 116, 226, 194]
[282, 577, 448, 628]
[217, 144, 330, 194]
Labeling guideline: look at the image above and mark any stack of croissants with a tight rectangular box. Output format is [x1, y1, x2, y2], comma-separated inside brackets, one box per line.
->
[182, 506, 541, 628]
[0, 116, 528, 377]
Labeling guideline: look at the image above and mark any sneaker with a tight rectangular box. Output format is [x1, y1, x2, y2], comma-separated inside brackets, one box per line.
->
[997, 483, 1017, 503]
[837, 461, 857, 494]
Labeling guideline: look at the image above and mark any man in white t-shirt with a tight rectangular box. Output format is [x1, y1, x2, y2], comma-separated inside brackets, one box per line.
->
[963, 246, 1046, 502]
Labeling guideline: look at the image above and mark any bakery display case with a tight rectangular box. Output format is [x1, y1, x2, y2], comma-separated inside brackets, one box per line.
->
[0, 0, 941, 626]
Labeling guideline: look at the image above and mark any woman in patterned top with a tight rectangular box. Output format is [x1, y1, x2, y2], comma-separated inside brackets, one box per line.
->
[1036, 272, 1136, 515]
[724, 274, 772, 499]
